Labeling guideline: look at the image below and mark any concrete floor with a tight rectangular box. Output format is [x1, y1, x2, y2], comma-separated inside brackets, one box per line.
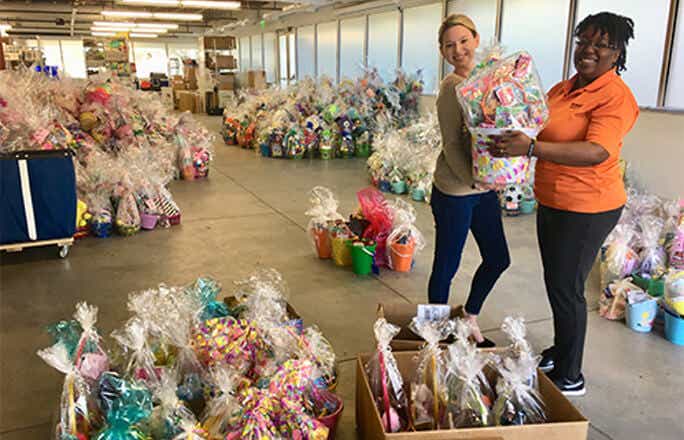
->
[1, 115, 682, 440]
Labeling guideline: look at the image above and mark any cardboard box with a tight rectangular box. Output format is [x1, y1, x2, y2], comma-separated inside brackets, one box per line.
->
[237, 70, 266, 90]
[216, 73, 236, 91]
[378, 303, 465, 351]
[177, 91, 200, 113]
[215, 55, 237, 69]
[204, 36, 237, 50]
[356, 351, 589, 440]
[218, 91, 234, 108]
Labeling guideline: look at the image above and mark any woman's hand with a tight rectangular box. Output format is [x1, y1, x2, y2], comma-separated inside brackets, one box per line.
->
[490, 131, 531, 157]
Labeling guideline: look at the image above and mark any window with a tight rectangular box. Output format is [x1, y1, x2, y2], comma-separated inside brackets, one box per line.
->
[317, 21, 338, 80]
[279, 33, 288, 87]
[168, 41, 199, 62]
[40, 39, 62, 71]
[239, 36, 250, 71]
[339, 16, 366, 80]
[447, 0, 498, 45]
[264, 32, 277, 83]
[501, 0, 571, 92]
[60, 40, 87, 79]
[251, 34, 263, 69]
[297, 25, 315, 79]
[667, 0, 684, 108]
[402, 3, 443, 94]
[368, 10, 399, 81]
[576, 0, 671, 107]
[133, 42, 168, 78]
[288, 33, 296, 82]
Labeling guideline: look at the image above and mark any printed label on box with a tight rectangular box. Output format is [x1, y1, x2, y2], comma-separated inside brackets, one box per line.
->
[417, 304, 451, 323]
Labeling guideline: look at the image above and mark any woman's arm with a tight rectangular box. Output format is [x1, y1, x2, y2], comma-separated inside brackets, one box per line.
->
[491, 131, 609, 167]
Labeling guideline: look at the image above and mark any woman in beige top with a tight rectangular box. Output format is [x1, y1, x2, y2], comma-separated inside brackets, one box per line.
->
[429, 14, 510, 347]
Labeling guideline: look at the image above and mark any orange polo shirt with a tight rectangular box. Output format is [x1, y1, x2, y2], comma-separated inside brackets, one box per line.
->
[535, 69, 639, 213]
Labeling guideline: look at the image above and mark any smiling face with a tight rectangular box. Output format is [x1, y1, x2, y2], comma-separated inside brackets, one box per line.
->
[574, 26, 620, 83]
[440, 25, 480, 73]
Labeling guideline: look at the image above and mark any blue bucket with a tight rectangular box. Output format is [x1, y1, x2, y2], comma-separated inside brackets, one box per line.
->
[664, 308, 684, 345]
[411, 188, 425, 202]
[625, 299, 658, 333]
[259, 143, 271, 157]
[378, 180, 391, 193]
[391, 181, 407, 194]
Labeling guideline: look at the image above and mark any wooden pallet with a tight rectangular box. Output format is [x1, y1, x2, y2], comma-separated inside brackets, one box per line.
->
[0, 237, 74, 258]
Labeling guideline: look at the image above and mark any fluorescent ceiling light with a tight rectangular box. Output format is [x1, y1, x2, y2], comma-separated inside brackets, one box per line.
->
[121, 0, 241, 9]
[103, 10, 203, 20]
[153, 12, 203, 20]
[94, 21, 179, 29]
[130, 33, 159, 38]
[102, 10, 153, 18]
[92, 31, 116, 37]
[92, 26, 166, 33]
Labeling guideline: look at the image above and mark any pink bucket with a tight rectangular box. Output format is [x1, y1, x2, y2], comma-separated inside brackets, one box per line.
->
[140, 213, 158, 230]
[317, 394, 344, 439]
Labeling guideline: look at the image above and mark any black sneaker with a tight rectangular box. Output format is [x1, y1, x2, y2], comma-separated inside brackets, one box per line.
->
[538, 346, 555, 373]
[552, 373, 586, 397]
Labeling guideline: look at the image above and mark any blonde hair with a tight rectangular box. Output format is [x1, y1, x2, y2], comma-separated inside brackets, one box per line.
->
[439, 14, 478, 46]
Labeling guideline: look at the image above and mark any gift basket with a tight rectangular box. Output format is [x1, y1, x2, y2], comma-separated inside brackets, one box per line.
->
[456, 49, 549, 189]
[38, 270, 344, 440]
[305, 186, 345, 260]
[386, 199, 425, 272]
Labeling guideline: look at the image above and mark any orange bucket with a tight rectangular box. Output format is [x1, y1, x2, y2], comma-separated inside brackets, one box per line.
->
[390, 239, 416, 272]
[313, 228, 332, 259]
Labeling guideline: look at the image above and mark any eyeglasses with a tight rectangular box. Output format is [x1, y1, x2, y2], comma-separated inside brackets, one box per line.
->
[575, 39, 617, 51]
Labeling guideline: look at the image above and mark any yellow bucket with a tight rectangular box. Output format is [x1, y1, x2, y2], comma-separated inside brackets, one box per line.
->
[331, 237, 352, 267]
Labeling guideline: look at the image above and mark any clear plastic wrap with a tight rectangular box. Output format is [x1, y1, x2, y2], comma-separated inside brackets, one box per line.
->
[665, 270, 684, 316]
[445, 320, 493, 428]
[492, 351, 546, 425]
[456, 51, 549, 188]
[147, 371, 197, 440]
[357, 187, 394, 267]
[305, 186, 345, 258]
[171, 420, 210, 440]
[386, 199, 426, 271]
[73, 302, 110, 383]
[201, 367, 242, 437]
[111, 318, 159, 387]
[638, 216, 667, 278]
[94, 404, 151, 440]
[601, 224, 640, 288]
[599, 278, 642, 320]
[37, 343, 93, 440]
[408, 317, 455, 429]
[365, 318, 408, 433]
[184, 277, 229, 323]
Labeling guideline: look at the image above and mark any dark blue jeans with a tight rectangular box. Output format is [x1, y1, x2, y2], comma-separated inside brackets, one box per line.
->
[428, 186, 511, 314]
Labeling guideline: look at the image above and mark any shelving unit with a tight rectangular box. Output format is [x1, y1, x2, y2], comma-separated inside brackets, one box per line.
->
[202, 36, 237, 114]
[84, 37, 132, 78]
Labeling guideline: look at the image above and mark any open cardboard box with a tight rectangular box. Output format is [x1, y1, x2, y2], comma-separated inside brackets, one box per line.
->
[356, 351, 588, 440]
[378, 303, 465, 351]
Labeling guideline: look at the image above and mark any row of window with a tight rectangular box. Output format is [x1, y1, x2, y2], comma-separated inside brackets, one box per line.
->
[238, 0, 684, 109]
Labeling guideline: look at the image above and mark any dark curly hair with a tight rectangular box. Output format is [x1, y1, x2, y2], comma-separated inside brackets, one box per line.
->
[575, 12, 635, 75]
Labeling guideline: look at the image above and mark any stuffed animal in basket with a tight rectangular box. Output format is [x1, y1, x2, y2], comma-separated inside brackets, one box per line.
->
[501, 185, 523, 216]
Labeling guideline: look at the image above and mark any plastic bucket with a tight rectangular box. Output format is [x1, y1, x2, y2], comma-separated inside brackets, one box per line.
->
[313, 228, 332, 259]
[140, 213, 158, 230]
[320, 146, 333, 160]
[259, 143, 271, 157]
[355, 143, 371, 158]
[390, 240, 416, 272]
[625, 298, 658, 333]
[391, 181, 407, 194]
[168, 213, 181, 226]
[664, 308, 684, 345]
[520, 199, 537, 214]
[331, 237, 352, 267]
[317, 394, 344, 440]
[90, 221, 112, 238]
[350, 242, 376, 276]
[411, 187, 425, 202]
[182, 165, 195, 180]
[378, 180, 391, 193]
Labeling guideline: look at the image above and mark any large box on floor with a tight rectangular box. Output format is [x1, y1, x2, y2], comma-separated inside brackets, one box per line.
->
[216, 73, 236, 91]
[378, 303, 465, 351]
[0, 150, 76, 245]
[177, 91, 200, 113]
[356, 351, 589, 440]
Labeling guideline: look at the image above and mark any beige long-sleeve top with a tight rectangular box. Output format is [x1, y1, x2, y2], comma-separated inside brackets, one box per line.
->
[433, 72, 485, 196]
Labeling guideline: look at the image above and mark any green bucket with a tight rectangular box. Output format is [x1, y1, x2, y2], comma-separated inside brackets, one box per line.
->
[350, 242, 376, 276]
[320, 145, 333, 160]
[355, 143, 371, 158]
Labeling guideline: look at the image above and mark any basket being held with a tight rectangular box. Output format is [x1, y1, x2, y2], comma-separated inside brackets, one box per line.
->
[456, 50, 549, 189]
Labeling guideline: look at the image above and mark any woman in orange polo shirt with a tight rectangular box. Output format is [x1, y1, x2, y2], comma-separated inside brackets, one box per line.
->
[493, 12, 638, 396]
